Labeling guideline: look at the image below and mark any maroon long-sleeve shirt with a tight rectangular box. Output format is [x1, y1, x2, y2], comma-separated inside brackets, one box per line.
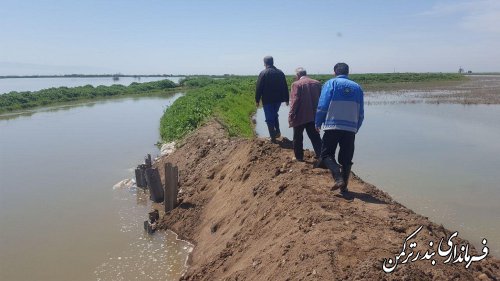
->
[288, 76, 322, 128]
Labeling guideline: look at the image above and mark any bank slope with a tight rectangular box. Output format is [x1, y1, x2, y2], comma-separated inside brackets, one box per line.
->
[155, 121, 500, 281]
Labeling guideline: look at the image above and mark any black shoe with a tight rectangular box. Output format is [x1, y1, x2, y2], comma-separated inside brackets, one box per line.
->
[267, 124, 277, 143]
[275, 121, 281, 138]
[313, 157, 327, 169]
[340, 187, 353, 200]
[341, 164, 352, 189]
[323, 156, 345, 189]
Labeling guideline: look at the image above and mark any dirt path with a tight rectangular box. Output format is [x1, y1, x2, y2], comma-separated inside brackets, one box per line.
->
[155, 121, 499, 281]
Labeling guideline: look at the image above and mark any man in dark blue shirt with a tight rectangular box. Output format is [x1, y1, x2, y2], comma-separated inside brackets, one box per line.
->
[256, 56, 289, 143]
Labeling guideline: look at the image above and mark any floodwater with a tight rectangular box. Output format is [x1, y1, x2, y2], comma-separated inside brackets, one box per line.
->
[0, 76, 184, 94]
[255, 99, 500, 257]
[0, 95, 192, 281]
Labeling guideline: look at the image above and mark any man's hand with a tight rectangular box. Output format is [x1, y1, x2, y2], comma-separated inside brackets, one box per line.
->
[315, 127, 321, 133]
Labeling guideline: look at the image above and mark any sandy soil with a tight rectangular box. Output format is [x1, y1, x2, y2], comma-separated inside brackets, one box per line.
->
[154, 121, 499, 281]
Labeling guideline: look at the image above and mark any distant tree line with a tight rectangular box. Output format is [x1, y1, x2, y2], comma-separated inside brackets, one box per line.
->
[0, 79, 177, 113]
[0, 74, 179, 79]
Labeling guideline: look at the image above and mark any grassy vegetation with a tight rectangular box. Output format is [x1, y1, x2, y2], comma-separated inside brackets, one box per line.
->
[159, 77, 255, 142]
[0, 79, 177, 113]
[160, 73, 465, 142]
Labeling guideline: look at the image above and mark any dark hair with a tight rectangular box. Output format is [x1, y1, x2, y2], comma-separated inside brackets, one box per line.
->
[334, 63, 349, 75]
[263, 56, 274, 66]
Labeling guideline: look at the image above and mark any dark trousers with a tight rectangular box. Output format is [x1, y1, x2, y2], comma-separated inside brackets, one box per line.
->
[320, 129, 355, 167]
[263, 102, 281, 133]
[293, 122, 322, 159]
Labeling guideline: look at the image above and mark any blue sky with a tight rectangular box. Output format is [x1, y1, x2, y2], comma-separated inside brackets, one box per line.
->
[0, 0, 499, 75]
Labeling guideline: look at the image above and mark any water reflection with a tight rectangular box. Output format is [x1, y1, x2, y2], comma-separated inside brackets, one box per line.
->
[0, 92, 180, 121]
[94, 185, 192, 281]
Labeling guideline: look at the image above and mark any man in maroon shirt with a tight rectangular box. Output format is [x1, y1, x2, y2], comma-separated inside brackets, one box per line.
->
[288, 67, 322, 161]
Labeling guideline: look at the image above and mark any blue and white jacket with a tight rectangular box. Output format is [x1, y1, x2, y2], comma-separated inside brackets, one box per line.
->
[315, 75, 364, 133]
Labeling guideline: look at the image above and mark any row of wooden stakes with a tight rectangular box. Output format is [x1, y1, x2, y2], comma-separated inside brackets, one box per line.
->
[135, 154, 179, 213]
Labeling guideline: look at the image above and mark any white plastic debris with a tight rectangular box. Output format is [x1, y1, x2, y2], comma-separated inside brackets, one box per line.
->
[113, 178, 136, 190]
[160, 142, 176, 156]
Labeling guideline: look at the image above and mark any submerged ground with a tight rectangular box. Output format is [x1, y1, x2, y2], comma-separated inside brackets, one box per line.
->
[364, 75, 500, 104]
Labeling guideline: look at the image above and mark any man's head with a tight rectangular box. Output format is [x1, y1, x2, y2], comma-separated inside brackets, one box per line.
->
[295, 67, 307, 79]
[334, 63, 349, 76]
[263, 56, 274, 67]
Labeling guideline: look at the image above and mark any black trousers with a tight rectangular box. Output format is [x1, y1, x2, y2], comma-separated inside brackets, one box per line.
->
[293, 122, 322, 159]
[320, 129, 355, 167]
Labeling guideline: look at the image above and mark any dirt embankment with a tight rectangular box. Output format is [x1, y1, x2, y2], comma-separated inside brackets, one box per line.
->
[155, 121, 500, 281]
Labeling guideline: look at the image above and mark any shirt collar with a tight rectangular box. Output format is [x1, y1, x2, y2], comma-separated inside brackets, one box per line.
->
[336, 75, 348, 79]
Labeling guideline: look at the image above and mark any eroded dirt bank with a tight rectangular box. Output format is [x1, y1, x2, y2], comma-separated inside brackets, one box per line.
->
[155, 121, 499, 281]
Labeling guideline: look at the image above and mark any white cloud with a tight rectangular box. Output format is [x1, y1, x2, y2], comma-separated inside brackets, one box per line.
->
[461, 6, 500, 33]
[422, 0, 500, 34]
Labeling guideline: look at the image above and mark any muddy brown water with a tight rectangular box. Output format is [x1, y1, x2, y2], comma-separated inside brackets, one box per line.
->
[0, 95, 192, 281]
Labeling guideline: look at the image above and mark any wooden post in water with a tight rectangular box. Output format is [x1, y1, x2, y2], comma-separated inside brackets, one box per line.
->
[145, 154, 152, 168]
[164, 163, 179, 213]
[145, 168, 164, 203]
[135, 164, 148, 189]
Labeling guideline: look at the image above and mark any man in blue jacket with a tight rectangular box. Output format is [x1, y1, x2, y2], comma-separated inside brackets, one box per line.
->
[315, 63, 364, 197]
[256, 56, 289, 143]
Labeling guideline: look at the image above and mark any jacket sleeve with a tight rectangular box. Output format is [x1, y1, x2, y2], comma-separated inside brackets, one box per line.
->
[255, 72, 264, 103]
[288, 82, 299, 124]
[281, 73, 289, 103]
[315, 80, 334, 128]
[357, 88, 364, 130]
